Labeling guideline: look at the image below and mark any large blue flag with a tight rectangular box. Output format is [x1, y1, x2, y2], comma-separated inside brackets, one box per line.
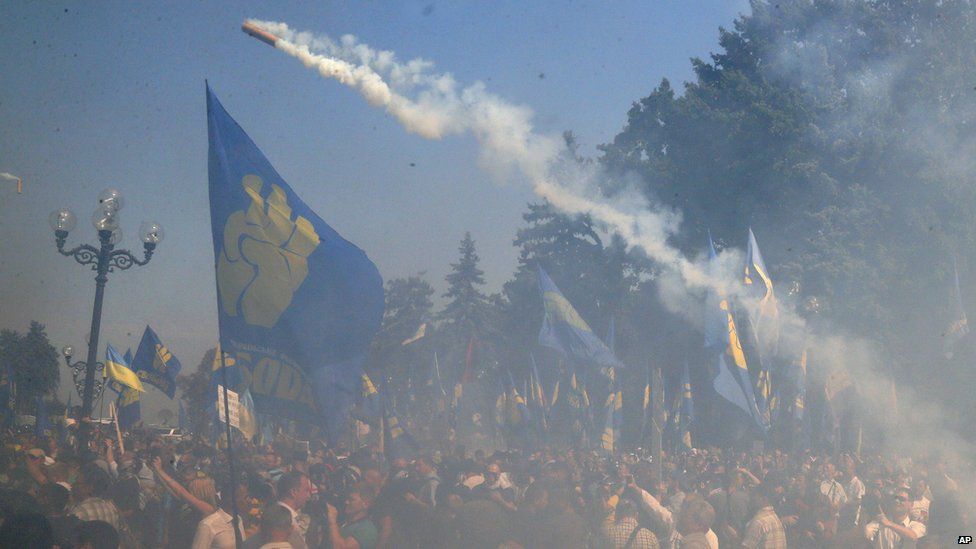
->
[744, 229, 779, 350]
[704, 235, 766, 432]
[131, 326, 182, 399]
[207, 86, 384, 441]
[538, 267, 621, 375]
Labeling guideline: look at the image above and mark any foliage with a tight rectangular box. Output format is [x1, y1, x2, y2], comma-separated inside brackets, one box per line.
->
[178, 348, 216, 436]
[366, 274, 436, 405]
[598, 0, 976, 393]
[438, 233, 497, 380]
[0, 322, 60, 413]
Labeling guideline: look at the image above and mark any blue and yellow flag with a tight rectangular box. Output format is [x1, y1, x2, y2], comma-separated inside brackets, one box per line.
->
[786, 348, 807, 421]
[744, 229, 779, 348]
[116, 385, 141, 431]
[538, 267, 621, 375]
[601, 380, 622, 455]
[382, 397, 419, 461]
[504, 370, 530, 426]
[105, 345, 145, 393]
[704, 236, 766, 431]
[131, 326, 182, 399]
[238, 388, 257, 440]
[207, 87, 384, 441]
[359, 372, 382, 418]
[529, 354, 548, 410]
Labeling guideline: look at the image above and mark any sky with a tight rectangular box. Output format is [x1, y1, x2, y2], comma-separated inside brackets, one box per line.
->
[0, 1, 750, 419]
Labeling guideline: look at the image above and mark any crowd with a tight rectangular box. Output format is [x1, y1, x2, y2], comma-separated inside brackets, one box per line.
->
[0, 421, 971, 549]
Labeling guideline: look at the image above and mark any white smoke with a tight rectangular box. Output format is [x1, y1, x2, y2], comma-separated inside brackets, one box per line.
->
[247, 19, 746, 302]
[247, 20, 975, 511]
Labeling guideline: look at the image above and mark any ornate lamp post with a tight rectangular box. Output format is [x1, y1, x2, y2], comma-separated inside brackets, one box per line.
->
[49, 189, 163, 450]
[60, 344, 105, 411]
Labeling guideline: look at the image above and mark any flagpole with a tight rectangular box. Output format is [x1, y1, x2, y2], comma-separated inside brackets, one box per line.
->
[109, 400, 125, 455]
[216, 348, 243, 548]
[650, 365, 663, 481]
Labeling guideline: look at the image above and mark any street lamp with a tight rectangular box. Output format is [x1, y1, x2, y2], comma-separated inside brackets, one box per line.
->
[50, 189, 163, 450]
[61, 345, 105, 410]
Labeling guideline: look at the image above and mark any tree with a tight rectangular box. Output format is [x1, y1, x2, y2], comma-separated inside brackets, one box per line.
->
[436, 232, 499, 407]
[0, 322, 60, 413]
[366, 274, 435, 406]
[441, 233, 492, 336]
[178, 348, 216, 436]
[598, 0, 976, 407]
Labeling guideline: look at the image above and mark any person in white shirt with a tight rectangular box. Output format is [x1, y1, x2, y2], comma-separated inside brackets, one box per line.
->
[842, 455, 865, 502]
[864, 487, 926, 549]
[243, 504, 295, 549]
[191, 478, 249, 549]
[819, 461, 848, 511]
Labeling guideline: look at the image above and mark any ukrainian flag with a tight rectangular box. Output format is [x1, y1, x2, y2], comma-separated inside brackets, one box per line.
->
[744, 228, 779, 346]
[538, 267, 621, 375]
[105, 345, 144, 393]
[601, 381, 622, 455]
[704, 236, 765, 431]
[360, 373, 382, 418]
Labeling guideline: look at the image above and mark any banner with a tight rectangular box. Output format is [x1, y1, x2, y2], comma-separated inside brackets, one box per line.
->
[131, 326, 182, 399]
[207, 86, 384, 439]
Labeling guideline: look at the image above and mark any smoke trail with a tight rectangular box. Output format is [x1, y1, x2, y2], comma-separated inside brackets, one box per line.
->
[247, 20, 975, 512]
[247, 19, 746, 300]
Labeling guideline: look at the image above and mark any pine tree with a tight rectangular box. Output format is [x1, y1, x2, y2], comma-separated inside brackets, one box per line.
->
[441, 232, 492, 338]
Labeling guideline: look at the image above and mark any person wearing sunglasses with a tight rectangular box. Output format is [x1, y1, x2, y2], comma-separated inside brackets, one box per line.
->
[863, 487, 926, 548]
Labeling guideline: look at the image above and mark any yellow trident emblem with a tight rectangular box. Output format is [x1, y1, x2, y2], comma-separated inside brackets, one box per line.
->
[218, 175, 321, 328]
